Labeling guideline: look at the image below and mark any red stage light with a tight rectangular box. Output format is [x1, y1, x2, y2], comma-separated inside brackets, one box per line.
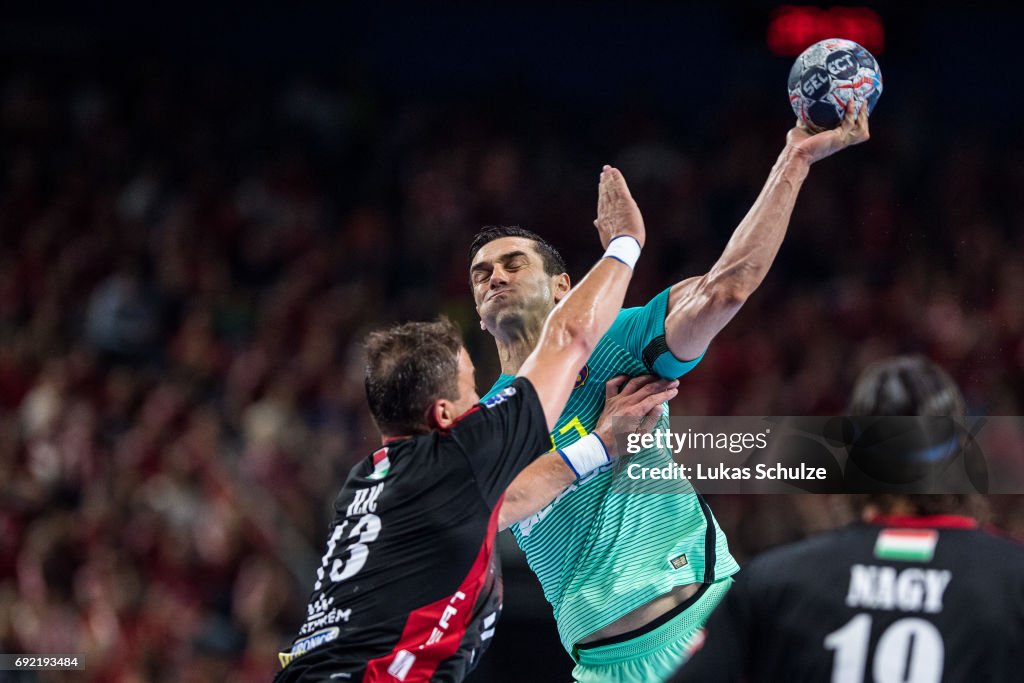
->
[768, 6, 884, 56]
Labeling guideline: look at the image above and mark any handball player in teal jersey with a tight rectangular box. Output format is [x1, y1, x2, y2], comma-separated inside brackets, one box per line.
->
[470, 102, 871, 682]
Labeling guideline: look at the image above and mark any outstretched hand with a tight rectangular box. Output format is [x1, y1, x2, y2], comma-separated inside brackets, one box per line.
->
[595, 165, 646, 249]
[593, 374, 679, 457]
[786, 99, 871, 164]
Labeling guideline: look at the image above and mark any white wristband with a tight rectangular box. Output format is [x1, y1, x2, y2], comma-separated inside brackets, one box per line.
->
[558, 433, 611, 478]
[603, 235, 642, 270]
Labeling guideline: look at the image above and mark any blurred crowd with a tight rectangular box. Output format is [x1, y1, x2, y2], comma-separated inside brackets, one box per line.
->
[1, 63, 1023, 681]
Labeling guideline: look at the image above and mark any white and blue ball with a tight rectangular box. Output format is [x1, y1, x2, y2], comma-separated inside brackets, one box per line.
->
[788, 38, 882, 134]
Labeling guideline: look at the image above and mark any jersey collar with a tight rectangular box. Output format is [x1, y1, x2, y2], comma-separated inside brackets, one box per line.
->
[866, 514, 978, 529]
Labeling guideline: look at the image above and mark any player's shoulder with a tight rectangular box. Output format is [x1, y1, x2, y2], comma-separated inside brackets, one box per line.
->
[590, 305, 649, 362]
[481, 373, 517, 401]
[479, 374, 538, 408]
[347, 433, 441, 481]
[954, 526, 1024, 566]
[606, 288, 669, 330]
[354, 420, 495, 477]
[607, 293, 661, 330]
[746, 526, 856, 572]
[738, 524, 869, 593]
[452, 376, 544, 448]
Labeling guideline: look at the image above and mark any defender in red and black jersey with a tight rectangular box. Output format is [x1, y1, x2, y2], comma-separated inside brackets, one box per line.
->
[276, 376, 550, 681]
[672, 356, 1024, 683]
[276, 166, 674, 681]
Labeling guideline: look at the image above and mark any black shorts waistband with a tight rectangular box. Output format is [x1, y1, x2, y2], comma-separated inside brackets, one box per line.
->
[575, 582, 711, 651]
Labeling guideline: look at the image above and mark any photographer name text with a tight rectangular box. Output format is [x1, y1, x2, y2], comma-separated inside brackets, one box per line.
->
[625, 462, 827, 481]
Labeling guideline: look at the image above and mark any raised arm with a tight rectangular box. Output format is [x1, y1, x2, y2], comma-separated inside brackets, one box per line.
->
[664, 101, 871, 362]
[518, 166, 645, 429]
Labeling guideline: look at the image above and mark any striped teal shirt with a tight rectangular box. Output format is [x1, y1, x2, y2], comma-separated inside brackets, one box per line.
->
[484, 288, 739, 654]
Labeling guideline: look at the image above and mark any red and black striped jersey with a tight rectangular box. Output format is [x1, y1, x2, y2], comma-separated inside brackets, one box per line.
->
[276, 377, 550, 682]
[671, 515, 1024, 683]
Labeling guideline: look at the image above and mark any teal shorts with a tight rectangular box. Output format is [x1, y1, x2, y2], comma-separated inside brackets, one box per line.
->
[571, 578, 733, 683]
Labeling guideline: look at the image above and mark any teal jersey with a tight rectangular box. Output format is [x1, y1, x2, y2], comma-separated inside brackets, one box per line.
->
[484, 287, 739, 654]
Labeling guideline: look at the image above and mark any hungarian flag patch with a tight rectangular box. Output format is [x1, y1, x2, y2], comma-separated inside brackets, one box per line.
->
[368, 448, 391, 480]
[874, 529, 938, 562]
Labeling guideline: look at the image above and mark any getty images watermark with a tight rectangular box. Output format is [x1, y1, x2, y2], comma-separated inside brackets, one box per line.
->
[606, 416, 1024, 494]
[622, 427, 830, 481]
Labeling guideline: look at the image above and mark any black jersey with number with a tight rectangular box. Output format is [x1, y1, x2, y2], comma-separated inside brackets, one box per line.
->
[671, 515, 1024, 683]
[275, 377, 550, 682]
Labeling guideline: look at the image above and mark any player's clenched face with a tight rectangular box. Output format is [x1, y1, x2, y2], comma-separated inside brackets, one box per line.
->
[470, 236, 569, 336]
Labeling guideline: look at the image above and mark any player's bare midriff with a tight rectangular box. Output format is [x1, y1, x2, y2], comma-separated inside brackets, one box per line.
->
[576, 582, 700, 645]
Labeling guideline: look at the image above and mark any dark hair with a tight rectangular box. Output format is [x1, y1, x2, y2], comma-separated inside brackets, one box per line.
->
[469, 225, 567, 277]
[364, 317, 463, 435]
[847, 355, 980, 518]
[847, 355, 966, 417]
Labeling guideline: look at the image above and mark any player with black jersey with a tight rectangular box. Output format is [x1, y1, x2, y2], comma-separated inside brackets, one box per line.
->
[671, 356, 1024, 683]
[276, 166, 678, 682]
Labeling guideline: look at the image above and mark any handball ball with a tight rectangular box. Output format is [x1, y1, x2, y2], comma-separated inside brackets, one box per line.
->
[788, 38, 882, 134]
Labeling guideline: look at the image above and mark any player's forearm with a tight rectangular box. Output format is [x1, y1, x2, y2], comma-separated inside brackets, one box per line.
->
[662, 148, 810, 360]
[498, 453, 576, 531]
[705, 146, 810, 303]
